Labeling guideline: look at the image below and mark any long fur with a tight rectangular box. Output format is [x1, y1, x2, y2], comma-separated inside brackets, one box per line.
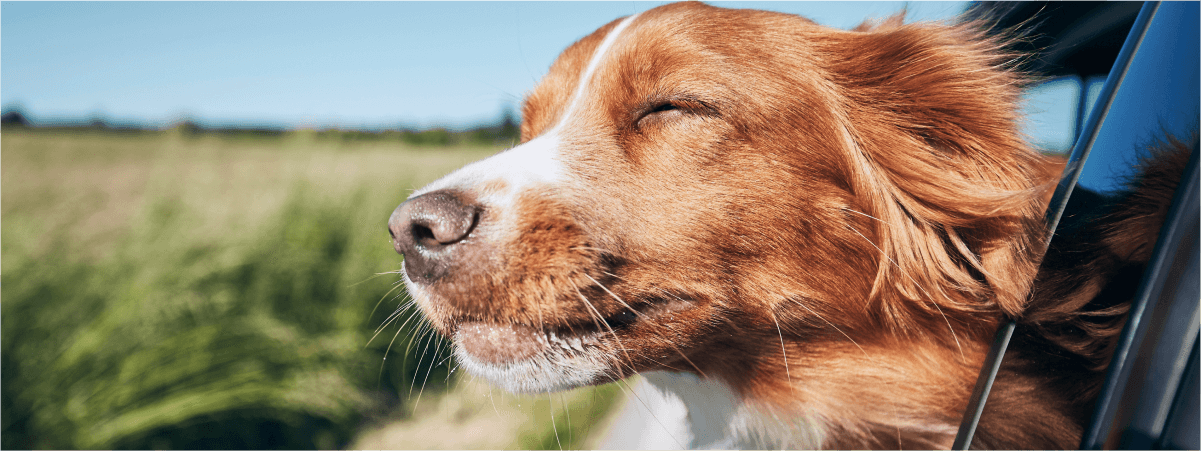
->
[390, 3, 1193, 448]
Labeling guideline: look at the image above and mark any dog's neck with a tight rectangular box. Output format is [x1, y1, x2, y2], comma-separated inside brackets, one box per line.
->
[610, 337, 989, 449]
[777, 341, 976, 448]
[603, 371, 826, 449]
[609, 336, 1087, 449]
[615, 368, 963, 449]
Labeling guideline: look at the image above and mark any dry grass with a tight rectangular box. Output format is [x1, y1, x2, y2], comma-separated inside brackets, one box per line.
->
[352, 377, 626, 449]
[2, 129, 495, 262]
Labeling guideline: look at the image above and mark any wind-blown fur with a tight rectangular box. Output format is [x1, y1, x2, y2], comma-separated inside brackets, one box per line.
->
[387, 3, 1191, 448]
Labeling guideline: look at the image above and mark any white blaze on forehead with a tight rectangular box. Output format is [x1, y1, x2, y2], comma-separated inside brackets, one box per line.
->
[546, 10, 643, 136]
[411, 11, 643, 204]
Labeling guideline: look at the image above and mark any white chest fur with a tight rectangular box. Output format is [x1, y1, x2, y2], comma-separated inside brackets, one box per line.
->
[596, 372, 825, 449]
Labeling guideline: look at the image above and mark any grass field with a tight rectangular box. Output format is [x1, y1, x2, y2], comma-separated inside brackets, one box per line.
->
[1, 128, 623, 449]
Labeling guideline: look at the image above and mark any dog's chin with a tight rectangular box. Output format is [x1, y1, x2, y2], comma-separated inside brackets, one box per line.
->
[403, 263, 702, 393]
[452, 331, 614, 394]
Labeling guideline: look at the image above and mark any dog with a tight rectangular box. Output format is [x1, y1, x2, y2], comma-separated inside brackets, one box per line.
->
[387, 3, 1189, 448]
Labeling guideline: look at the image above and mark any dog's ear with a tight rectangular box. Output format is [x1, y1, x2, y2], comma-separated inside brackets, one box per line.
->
[821, 21, 1060, 326]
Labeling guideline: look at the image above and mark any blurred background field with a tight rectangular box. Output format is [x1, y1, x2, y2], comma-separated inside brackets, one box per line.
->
[0, 125, 623, 449]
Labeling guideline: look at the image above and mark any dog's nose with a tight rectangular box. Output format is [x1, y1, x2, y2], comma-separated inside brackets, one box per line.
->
[389, 190, 480, 282]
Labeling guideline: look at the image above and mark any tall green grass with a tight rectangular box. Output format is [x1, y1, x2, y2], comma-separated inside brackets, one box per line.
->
[1, 129, 482, 448]
[2, 128, 626, 449]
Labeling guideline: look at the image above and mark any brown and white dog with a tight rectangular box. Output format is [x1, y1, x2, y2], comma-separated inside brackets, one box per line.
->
[387, 3, 1187, 448]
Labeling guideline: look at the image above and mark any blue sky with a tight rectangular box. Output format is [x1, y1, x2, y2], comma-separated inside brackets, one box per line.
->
[1, 1, 1078, 149]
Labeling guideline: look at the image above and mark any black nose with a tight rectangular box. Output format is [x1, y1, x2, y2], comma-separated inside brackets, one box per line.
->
[388, 190, 480, 282]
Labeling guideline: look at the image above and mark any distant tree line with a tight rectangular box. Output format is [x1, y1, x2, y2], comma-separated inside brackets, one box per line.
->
[0, 106, 521, 147]
[1, 109, 30, 127]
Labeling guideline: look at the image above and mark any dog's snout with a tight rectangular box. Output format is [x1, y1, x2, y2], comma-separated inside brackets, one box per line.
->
[398, 192, 477, 246]
[389, 190, 480, 282]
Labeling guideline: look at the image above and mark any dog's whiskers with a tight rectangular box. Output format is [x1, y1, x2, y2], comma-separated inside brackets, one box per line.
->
[772, 312, 796, 396]
[408, 324, 436, 400]
[369, 294, 410, 336]
[612, 377, 687, 449]
[413, 332, 443, 407]
[844, 207, 886, 224]
[584, 273, 639, 316]
[789, 296, 868, 357]
[371, 292, 422, 390]
[548, 392, 563, 450]
[560, 392, 573, 446]
[367, 298, 416, 346]
[367, 284, 410, 331]
[568, 279, 633, 377]
[588, 274, 710, 378]
[374, 297, 421, 340]
[351, 271, 398, 288]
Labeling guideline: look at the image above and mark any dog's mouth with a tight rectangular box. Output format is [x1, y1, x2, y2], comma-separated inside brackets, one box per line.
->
[451, 295, 692, 368]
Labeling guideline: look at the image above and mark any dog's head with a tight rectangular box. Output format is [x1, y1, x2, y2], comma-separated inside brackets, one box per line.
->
[388, 2, 1055, 398]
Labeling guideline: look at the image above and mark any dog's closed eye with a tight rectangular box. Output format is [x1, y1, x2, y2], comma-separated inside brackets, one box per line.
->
[636, 101, 684, 128]
[635, 98, 716, 129]
[648, 102, 681, 114]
